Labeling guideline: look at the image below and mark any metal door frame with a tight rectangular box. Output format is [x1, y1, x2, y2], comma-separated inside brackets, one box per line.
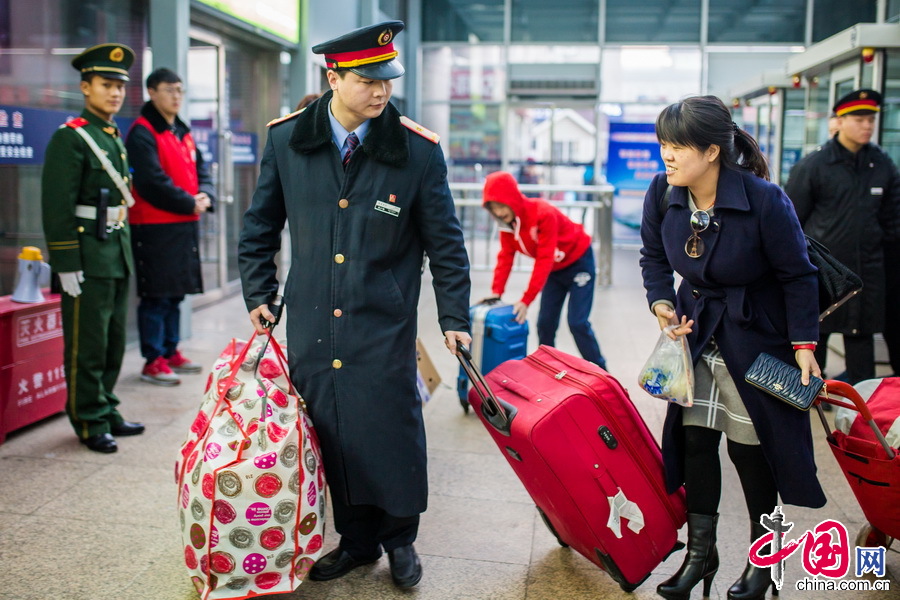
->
[188, 28, 234, 297]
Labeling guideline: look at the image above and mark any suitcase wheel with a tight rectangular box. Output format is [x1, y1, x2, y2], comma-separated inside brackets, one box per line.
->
[594, 549, 647, 593]
[855, 523, 894, 550]
[536, 506, 569, 548]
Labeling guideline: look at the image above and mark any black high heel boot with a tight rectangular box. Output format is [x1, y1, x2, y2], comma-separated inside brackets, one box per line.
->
[727, 522, 779, 600]
[657, 513, 719, 600]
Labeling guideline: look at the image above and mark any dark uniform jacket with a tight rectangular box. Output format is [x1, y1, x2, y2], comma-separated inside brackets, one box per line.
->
[641, 168, 826, 508]
[125, 102, 216, 297]
[239, 91, 471, 517]
[785, 137, 900, 335]
[41, 109, 133, 278]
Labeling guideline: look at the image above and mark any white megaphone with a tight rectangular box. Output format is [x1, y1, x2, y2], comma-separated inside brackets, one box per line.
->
[11, 246, 52, 303]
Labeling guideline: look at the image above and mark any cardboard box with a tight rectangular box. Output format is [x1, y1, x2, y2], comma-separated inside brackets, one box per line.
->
[415, 338, 441, 402]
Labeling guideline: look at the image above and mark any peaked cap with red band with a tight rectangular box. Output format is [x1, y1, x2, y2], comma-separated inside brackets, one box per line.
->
[312, 20, 405, 80]
[833, 88, 882, 117]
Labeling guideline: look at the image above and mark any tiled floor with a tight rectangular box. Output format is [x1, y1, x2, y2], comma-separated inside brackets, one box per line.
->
[0, 247, 896, 600]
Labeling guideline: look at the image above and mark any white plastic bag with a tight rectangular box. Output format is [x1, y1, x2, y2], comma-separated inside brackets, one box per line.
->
[638, 325, 694, 407]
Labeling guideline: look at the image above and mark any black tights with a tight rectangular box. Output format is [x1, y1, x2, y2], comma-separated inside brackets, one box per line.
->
[683, 426, 778, 523]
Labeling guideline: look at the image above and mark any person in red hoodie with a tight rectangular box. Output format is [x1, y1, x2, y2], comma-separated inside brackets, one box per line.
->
[482, 171, 606, 369]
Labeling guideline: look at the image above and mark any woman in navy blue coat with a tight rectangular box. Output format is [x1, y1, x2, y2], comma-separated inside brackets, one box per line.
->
[640, 96, 824, 600]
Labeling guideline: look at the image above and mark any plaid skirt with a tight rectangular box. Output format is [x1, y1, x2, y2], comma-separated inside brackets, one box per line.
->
[682, 339, 760, 445]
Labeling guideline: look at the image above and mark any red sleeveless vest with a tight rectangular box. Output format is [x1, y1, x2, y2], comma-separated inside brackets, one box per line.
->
[129, 115, 200, 224]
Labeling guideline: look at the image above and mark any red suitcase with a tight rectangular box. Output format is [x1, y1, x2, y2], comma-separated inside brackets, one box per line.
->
[459, 344, 686, 591]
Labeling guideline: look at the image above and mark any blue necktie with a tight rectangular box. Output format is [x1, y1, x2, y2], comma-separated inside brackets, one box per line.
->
[342, 132, 359, 169]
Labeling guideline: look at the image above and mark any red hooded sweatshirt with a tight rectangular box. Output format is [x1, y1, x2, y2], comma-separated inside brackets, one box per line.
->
[483, 171, 592, 306]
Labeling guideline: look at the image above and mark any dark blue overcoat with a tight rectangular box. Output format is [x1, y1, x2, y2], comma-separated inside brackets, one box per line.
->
[640, 167, 826, 508]
[238, 92, 470, 517]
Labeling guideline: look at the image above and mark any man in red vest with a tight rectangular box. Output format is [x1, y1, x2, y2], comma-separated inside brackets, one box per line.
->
[126, 67, 216, 385]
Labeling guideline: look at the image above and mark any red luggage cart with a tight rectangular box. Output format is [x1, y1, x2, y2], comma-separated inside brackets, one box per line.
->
[817, 381, 899, 549]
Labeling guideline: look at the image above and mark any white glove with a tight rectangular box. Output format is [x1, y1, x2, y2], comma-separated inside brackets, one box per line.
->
[59, 271, 85, 297]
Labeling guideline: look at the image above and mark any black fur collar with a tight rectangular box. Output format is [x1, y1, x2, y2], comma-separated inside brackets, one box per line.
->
[139, 101, 188, 134]
[288, 90, 409, 168]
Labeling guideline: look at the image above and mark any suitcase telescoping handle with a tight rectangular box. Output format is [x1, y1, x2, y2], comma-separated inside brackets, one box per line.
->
[817, 380, 896, 459]
[456, 342, 509, 427]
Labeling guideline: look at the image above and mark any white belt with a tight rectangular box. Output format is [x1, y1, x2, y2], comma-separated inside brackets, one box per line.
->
[75, 205, 127, 224]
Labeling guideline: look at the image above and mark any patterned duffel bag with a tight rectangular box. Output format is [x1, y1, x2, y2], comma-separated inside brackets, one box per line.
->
[175, 332, 325, 599]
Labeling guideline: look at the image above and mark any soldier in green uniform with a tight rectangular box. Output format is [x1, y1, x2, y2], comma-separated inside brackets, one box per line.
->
[41, 43, 145, 453]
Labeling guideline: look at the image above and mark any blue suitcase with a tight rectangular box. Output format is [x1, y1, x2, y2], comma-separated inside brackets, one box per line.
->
[457, 300, 528, 412]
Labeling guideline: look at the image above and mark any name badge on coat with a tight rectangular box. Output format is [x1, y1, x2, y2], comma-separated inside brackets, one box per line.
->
[871, 187, 883, 195]
[374, 200, 401, 217]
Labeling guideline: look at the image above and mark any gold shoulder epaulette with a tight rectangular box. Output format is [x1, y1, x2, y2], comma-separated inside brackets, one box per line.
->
[400, 116, 440, 143]
[267, 107, 305, 127]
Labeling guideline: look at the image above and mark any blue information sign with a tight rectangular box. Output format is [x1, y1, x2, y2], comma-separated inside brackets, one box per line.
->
[191, 127, 257, 165]
[606, 121, 661, 244]
[0, 105, 76, 164]
[0, 104, 137, 165]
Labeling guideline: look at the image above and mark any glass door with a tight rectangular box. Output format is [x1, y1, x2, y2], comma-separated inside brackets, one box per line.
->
[831, 62, 860, 116]
[187, 32, 234, 298]
[506, 101, 598, 197]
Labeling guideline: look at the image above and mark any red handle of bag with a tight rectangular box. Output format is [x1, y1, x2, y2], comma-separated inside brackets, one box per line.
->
[816, 380, 896, 459]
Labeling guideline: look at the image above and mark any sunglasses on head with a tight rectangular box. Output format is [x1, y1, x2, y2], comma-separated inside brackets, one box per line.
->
[685, 210, 711, 258]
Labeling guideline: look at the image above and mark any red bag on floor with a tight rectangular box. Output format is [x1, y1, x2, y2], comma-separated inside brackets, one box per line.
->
[175, 333, 325, 599]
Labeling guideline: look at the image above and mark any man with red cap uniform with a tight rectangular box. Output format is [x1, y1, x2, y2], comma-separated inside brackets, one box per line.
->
[238, 21, 471, 589]
[787, 89, 900, 384]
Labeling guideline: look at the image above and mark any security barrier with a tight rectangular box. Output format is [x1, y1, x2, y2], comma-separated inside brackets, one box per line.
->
[449, 183, 615, 286]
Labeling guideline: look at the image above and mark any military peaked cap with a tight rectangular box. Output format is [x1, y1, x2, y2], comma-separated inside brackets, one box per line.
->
[72, 43, 135, 81]
[312, 21, 405, 80]
[833, 89, 882, 117]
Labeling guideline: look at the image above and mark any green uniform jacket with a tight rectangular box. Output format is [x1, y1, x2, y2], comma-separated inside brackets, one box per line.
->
[41, 109, 133, 277]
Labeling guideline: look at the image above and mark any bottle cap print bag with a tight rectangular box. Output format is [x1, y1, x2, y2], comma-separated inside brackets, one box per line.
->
[175, 331, 325, 599]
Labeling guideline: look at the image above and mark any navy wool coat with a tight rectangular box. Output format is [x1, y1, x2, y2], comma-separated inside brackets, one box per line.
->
[238, 91, 471, 517]
[640, 168, 826, 508]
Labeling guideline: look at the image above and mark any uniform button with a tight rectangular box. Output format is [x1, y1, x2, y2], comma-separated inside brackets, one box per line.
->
[339, 198, 349, 208]
[712, 222, 719, 231]
[692, 289, 700, 298]
[120, 153, 125, 160]
[334, 254, 345, 264]
[77, 226, 85, 233]
[332, 359, 342, 369]
[333, 309, 342, 317]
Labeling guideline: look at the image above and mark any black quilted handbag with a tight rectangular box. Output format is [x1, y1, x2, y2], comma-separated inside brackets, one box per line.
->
[744, 352, 825, 411]
[806, 235, 862, 321]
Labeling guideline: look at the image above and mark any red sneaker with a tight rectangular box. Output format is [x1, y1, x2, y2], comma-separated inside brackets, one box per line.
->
[141, 356, 181, 386]
[167, 350, 203, 374]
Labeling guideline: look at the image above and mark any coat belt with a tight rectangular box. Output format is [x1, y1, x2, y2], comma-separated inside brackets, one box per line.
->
[75, 205, 127, 224]
[688, 283, 755, 328]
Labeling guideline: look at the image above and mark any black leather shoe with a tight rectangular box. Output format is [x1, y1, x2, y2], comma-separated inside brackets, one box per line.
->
[81, 433, 118, 453]
[388, 544, 422, 588]
[308, 547, 381, 581]
[111, 421, 145, 436]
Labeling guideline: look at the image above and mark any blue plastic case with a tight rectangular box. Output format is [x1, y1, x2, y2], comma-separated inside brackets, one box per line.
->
[457, 301, 529, 411]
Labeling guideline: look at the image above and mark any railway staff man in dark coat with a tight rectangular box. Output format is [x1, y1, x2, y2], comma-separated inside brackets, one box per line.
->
[125, 67, 216, 386]
[41, 43, 145, 453]
[238, 21, 471, 589]
[786, 89, 900, 384]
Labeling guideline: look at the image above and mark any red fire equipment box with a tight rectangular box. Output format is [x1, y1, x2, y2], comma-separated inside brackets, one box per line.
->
[0, 293, 67, 444]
